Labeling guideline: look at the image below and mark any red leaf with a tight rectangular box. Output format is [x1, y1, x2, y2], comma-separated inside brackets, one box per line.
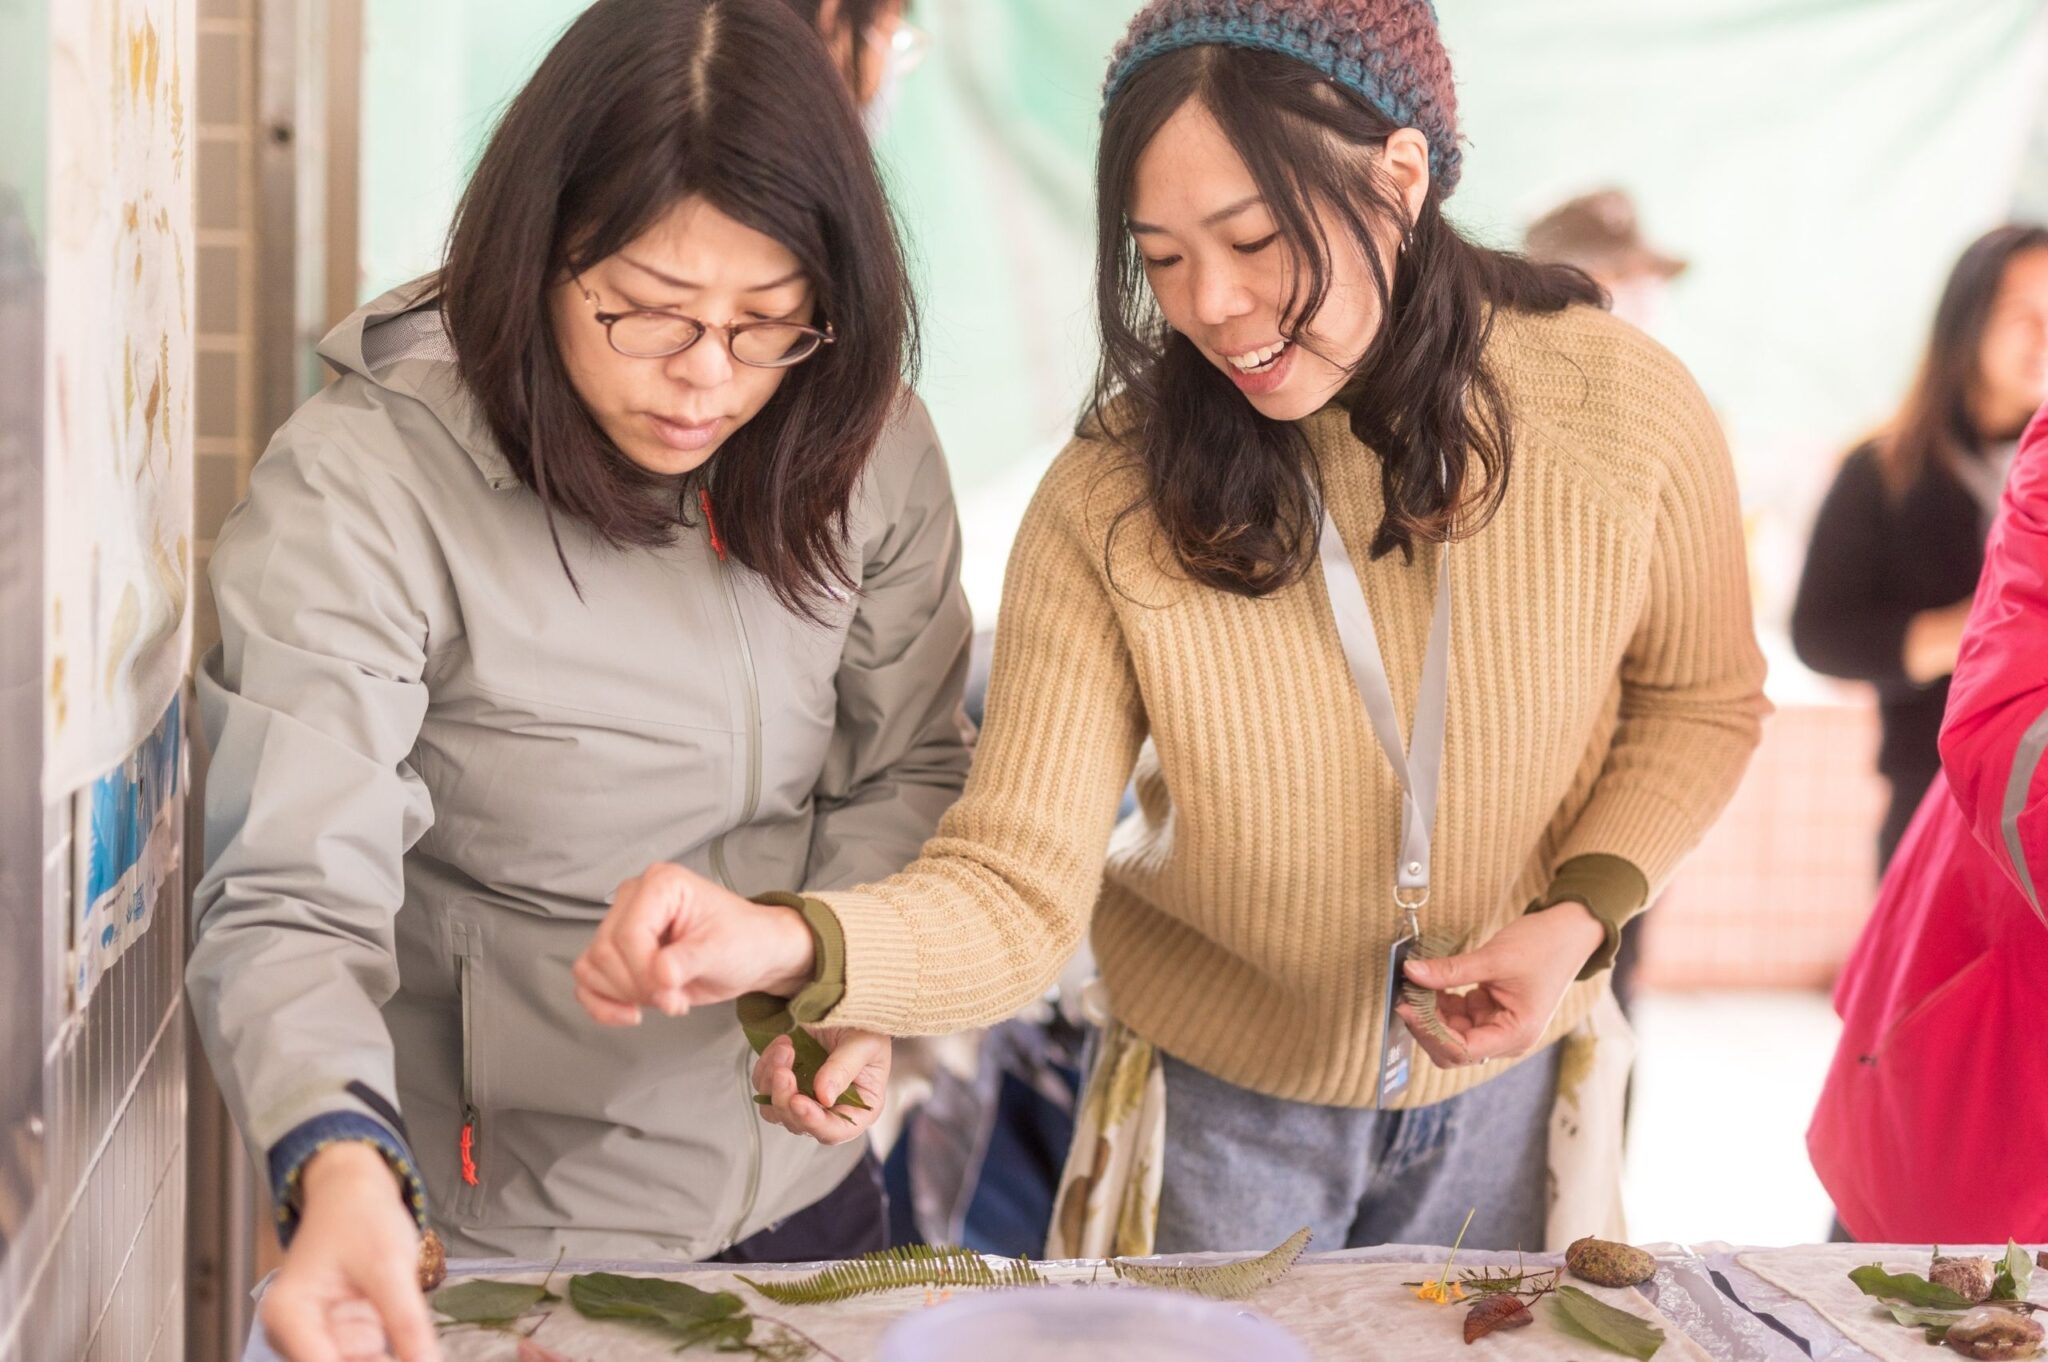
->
[1464, 1294, 1535, 1343]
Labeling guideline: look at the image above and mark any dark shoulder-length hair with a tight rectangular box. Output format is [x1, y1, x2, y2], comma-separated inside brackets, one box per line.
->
[780, 0, 898, 93]
[1089, 46, 1602, 595]
[438, 0, 916, 616]
[1876, 222, 2048, 498]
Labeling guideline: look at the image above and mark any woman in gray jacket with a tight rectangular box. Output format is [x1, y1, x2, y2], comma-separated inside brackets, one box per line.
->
[188, 2, 970, 1358]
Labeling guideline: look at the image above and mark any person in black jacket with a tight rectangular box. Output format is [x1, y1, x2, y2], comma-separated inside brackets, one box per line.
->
[1794, 224, 2048, 870]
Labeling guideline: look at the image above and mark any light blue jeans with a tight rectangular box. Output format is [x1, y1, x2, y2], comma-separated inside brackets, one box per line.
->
[1154, 1045, 1559, 1254]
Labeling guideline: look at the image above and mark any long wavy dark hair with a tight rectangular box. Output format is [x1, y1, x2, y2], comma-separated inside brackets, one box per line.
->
[1876, 223, 2048, 498]
[1090, 46, 1602, 594]
[438, 0, 916, 617]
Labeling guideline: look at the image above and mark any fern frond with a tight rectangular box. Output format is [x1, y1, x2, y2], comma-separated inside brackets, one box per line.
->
[738, 1245, 1044, 1306]
[1110, 1227, 1311, 1299]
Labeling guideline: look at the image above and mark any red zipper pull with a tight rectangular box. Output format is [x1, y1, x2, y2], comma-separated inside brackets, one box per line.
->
[699, 488, 726, 561]
[459, 1108, 480, 1186]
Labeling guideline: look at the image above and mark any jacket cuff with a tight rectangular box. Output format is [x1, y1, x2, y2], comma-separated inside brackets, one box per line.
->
[1525, 853, 1650, 980]
[751, 892, 846, 1024]
[268, 1112, 428, 1247]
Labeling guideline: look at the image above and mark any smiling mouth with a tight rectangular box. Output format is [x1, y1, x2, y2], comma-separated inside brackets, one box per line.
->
[1223, 339, 1291, 373]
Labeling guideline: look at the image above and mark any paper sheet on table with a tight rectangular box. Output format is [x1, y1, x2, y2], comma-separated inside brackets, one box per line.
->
[1739, 1242, 2045, 1362]
[431, 1259, 1713, 1362]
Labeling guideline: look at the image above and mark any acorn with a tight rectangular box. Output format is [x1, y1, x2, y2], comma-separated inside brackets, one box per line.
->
[1943, 1306, 2043, 1360]
[416, 1227, 447, 1293]
[1932, 1255, 1998, 1305]
[1565, 1236, 1656, 1288]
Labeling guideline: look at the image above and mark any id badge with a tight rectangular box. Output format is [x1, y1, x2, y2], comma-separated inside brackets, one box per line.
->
[1375, 930, 1419, 1109]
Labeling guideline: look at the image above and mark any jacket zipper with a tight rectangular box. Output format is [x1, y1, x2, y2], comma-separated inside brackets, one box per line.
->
[705, 514, 762, 893]
[726, 1050, 766, 1250]
[703, 496, 765, 1246]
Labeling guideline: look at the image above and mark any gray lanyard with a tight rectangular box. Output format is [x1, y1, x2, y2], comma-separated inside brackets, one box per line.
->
[1317, 508, 1452, 934]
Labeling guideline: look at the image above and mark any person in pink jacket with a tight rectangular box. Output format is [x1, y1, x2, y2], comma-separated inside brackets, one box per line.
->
[1940, 403, 2048, 914]
[1808, 406, 2048, 1242]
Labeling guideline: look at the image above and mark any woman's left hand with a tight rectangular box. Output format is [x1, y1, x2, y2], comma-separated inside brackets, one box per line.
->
[751, 1028, 891, 1146]
[1394, 901, 1607, 1068]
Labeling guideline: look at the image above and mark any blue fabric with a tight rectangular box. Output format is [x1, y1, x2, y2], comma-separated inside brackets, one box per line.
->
[1154, 1044, 1560, 1253]
[268, 1111, 429, 1246]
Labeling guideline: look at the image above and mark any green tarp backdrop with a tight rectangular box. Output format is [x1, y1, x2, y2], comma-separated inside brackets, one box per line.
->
[360, 0, 2048, 647]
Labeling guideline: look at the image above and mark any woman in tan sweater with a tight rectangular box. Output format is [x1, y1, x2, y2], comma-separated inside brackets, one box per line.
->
[574, 0, 1768, 1254]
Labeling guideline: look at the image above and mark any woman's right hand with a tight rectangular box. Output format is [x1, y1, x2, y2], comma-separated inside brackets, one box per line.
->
[259, 1143, 440, 1362]
[573, 863, 817, 1024]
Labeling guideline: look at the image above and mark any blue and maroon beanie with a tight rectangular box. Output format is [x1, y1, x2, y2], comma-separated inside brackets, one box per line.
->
[1103, 0, 1463, 197]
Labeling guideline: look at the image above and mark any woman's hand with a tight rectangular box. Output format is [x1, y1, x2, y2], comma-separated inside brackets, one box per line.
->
[750, 1028, 892, 1145]
[259, 1143, 440, 1362]
[573, 863, 817, 1025]
[1394, 901, 1607, 1068]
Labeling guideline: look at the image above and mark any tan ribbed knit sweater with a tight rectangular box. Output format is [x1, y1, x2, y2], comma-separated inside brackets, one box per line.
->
[816, 304, 1769, 1108]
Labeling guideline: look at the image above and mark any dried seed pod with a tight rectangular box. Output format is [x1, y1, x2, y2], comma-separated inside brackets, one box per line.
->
[1565, 1236, 1656, 1288]
[416, 1227, 447, 1293]
[1464, 1293, 1534, 1343]
[1943, 1306, 2043, 1359]
[1932, 1256, 1998, 1305]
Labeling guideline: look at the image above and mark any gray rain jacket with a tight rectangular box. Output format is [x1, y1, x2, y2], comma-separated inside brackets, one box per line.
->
[187, 281, 973, 1258]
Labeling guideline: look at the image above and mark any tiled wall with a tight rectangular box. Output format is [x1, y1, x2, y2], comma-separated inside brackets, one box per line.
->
[193, 0, 263, 654]
[0, 810, 188, 1362]
[1641, 701, 1890, 990]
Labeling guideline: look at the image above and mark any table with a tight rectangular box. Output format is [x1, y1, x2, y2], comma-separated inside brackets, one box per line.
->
[244, 1241, 1924, 1361]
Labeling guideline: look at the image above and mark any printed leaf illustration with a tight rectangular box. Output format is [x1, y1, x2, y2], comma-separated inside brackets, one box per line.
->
[736, 993, 870, 1112]
[1111, 1227, 1311, 1300]
[1547, 1285, 1665, 1359]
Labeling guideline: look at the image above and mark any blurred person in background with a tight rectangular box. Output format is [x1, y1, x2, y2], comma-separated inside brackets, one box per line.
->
[786, 0, 928, 137]
[1810, 406, 2048, 1244]
[583, 0, 1767, 1256]
[1523, 188, 1687, 335]
[1792, 224, 2048, 870]
[1522, 187, 1690, 1020]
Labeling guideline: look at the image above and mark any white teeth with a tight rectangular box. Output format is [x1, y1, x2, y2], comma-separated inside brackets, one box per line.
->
[1226, 340, 1288, 372]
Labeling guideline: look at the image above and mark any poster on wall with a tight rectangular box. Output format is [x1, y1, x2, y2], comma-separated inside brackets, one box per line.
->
[42, 0, 195, 800]
[70, 695, 182, 1011]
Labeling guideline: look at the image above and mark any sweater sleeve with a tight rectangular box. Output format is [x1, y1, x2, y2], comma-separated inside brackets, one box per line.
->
[808, 449, 1149, 1035]
[1791, 448, 1918, 685]
[1939, 408, 2048, 918]
[1555, 365, 1770, 892]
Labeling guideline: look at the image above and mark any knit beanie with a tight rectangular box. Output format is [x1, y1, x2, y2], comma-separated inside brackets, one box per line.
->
[1103, 0, 1462, 196]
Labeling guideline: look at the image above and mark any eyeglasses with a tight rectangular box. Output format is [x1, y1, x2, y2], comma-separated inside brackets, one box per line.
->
[576, 279, 835, 367]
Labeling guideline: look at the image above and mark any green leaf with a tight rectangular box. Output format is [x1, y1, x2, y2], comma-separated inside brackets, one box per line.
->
[736, 994, 870, 1112]
[1849, 1264, 1974, 1310]
[1992, 1241, 2034, 1302]
[1111, 1227, 1312, 1300]
[569, 1272, 756, 1351]
[1886, 1303, 1965, 1338]
[739, 1245, 1043, 1306]
[1547, 1285, 1666, 1360]
[431, 1279, 557, 1326]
